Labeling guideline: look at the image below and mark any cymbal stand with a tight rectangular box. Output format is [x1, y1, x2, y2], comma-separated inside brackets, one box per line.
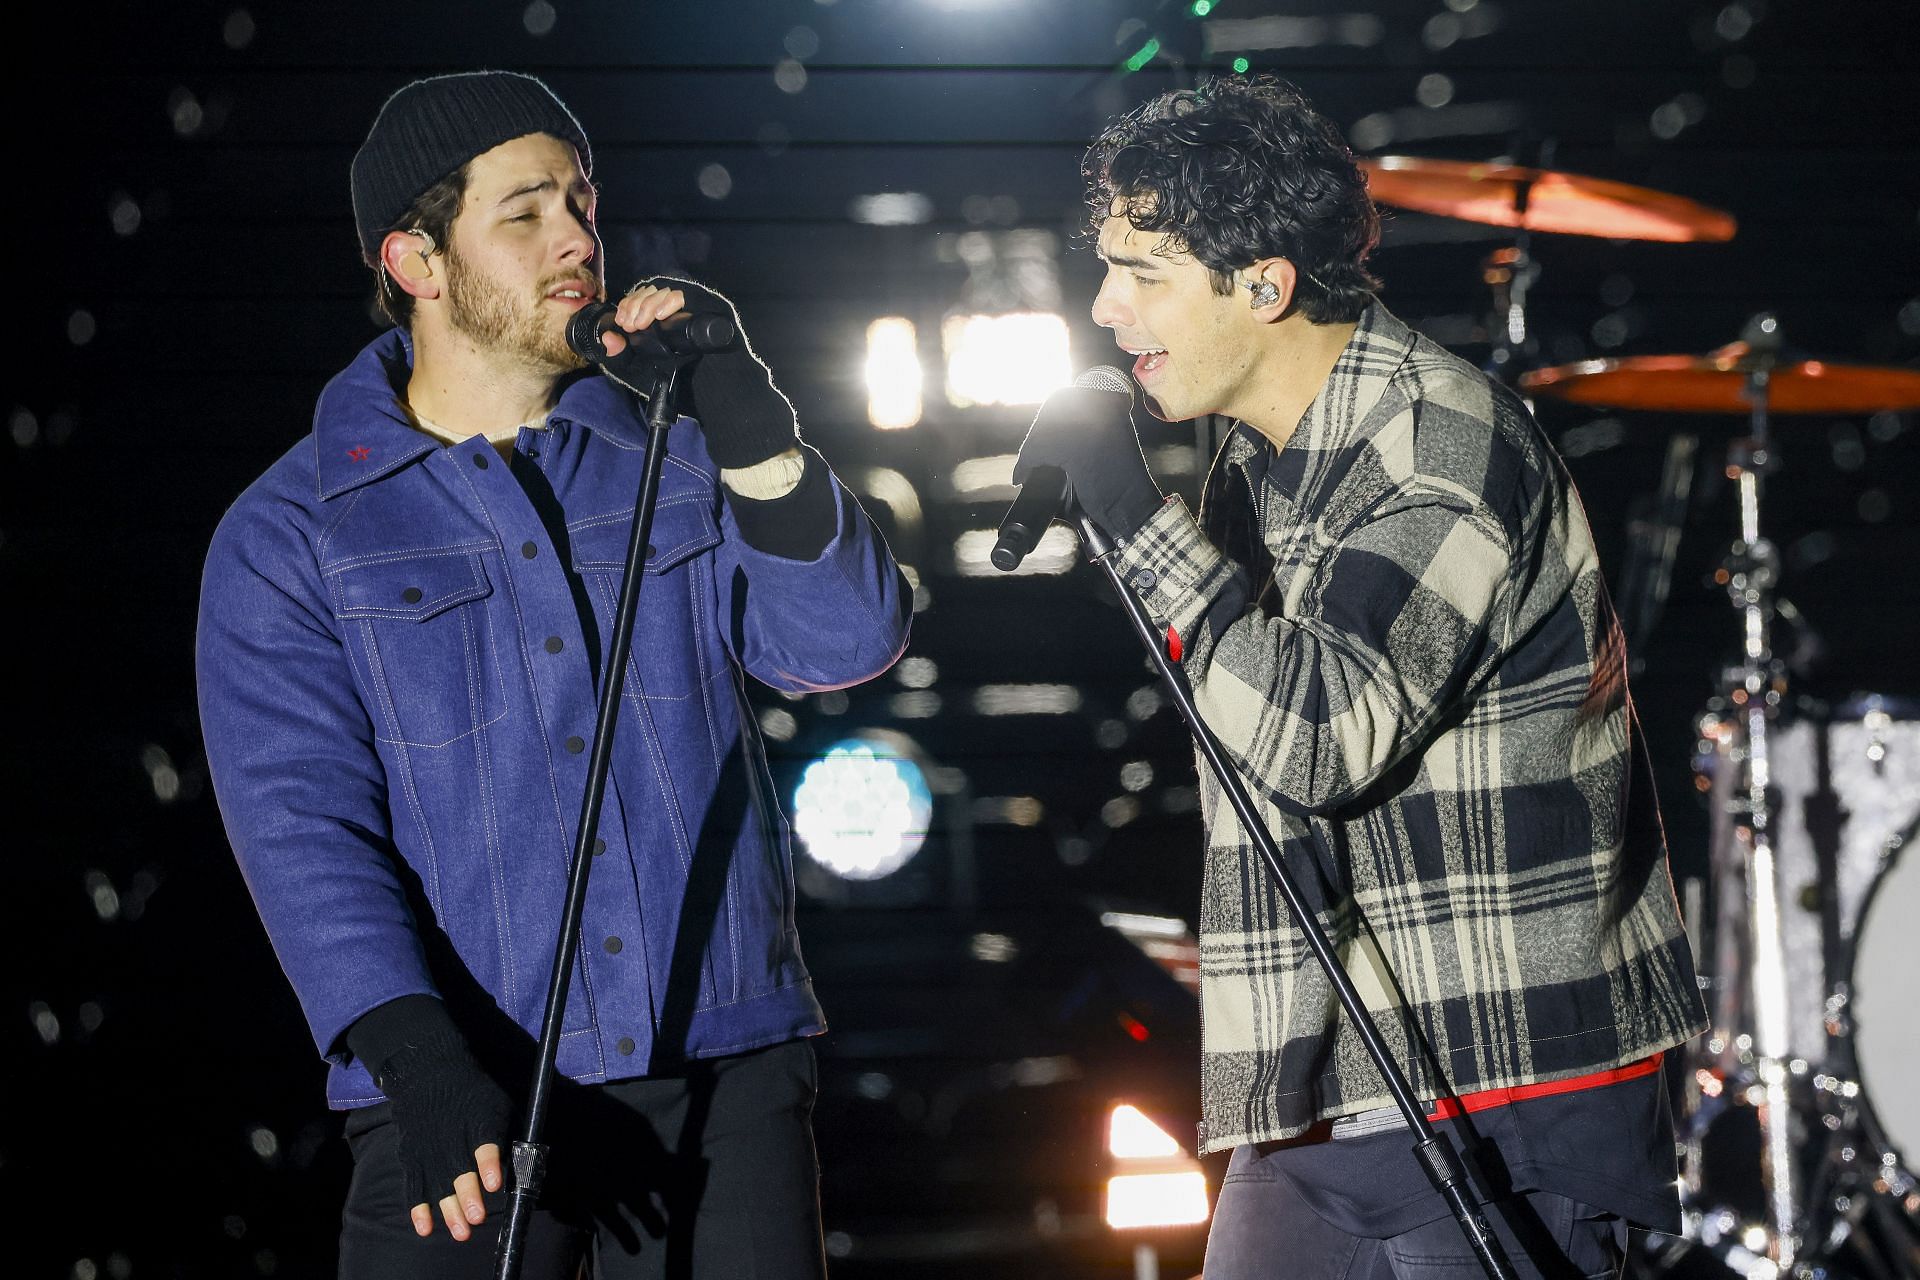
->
[1481, 171, 1538, 384]
[1718, 312, 1800, 1269]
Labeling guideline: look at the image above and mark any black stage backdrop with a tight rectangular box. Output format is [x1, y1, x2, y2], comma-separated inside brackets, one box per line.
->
[4, 2, 1915, 1276]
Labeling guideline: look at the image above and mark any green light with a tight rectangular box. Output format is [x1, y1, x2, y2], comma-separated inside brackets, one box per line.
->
[1124, 37, 1162, 73]
[1191, 0, 1213, 15]
[1232, 56, 1250, 73]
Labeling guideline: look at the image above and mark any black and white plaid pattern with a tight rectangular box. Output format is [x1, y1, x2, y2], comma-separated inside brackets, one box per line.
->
[1112, 305, 1705, 1154]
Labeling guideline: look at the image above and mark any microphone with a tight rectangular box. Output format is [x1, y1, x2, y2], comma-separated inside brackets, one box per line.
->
[566, 302, 737, 364]
[992, 366, 1134, 572]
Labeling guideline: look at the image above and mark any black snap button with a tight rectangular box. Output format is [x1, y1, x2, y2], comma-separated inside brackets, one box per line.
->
[565, 735, 585, 754]
[646, 544, 657, 558]
[544, 636, 564, 654]
[593, 838, 607, 856]
[617, 1036, 636, 1056]
[521, 541, 538, 559]
[604, 935, 623, 954]
[402, 587, 423, 604]
[473, 453, 489, 470]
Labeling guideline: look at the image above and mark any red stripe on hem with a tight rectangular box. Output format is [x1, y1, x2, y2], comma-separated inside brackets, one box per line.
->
[1426, 1052, 1663, 1121]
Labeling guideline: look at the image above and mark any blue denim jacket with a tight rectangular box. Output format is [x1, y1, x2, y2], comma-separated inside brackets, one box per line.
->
[197, 330, 909, 1107]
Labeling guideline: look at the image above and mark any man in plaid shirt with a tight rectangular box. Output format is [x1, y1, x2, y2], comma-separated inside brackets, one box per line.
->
[1016, 77, 1707, 1278]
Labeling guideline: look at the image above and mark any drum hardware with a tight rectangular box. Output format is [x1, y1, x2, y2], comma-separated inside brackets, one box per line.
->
[1360, 153, 1738, 384]
[1480, 244, 1540, 377]
[1517, 348, 1920, 416]
[1359, 155, 1740, 242]
[1367, 158, 1920, 1275]
[1526, 316, 1920, 1274]
[1618, 432, 1699, 662]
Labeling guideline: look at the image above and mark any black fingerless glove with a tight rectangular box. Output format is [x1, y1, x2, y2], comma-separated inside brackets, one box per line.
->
[347, 995, 514, 1210]
[640, 276, 799, 468]
[1012, 386, 1165, 544]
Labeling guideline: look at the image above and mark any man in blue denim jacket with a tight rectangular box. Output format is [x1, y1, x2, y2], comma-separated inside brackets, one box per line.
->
[197, 71, 909, 1277]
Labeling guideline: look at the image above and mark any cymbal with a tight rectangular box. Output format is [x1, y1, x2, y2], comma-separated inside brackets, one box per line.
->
[1520, 344, 1920, 414]
[1361, 156, 1737, 243]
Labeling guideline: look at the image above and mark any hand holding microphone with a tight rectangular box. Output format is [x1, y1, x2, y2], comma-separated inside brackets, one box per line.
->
[569, 277, 800, 469]
[566, 283, 737, 363]
[998, 367, 1164, 568]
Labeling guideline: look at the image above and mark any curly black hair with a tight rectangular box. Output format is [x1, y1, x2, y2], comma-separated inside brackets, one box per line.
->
[1083, 75, 1381, 324]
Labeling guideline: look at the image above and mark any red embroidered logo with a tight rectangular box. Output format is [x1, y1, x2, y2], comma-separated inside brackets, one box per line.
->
[347, 446, 371, 461]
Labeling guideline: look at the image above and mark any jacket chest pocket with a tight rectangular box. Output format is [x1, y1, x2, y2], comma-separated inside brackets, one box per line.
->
[329, 551, 506, 748]
[569, 499, 723, 702]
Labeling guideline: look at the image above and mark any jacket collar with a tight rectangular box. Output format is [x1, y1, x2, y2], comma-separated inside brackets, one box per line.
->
[312, 328, 650, 501]
[1295, 301, 1416, 456]
[1213, 302, 1415, 504]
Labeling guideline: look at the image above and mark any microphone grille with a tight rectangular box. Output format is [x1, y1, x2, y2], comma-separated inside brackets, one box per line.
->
[566, 303, 612, 360]
[1074, 365, 1134, 397]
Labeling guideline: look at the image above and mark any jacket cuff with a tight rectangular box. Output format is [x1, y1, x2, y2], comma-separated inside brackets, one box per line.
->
[343, 993, 457, 1073]
[1107, 495, 1240, 655]
[723, 447, 837, 560]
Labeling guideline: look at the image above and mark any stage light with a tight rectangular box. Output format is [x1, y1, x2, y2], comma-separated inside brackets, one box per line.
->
[1124, 38, 1162, 72]
[850, 192, 934, 226]
[1105, 1105, 1210, 1230]
[969, 684, 1083, 716]
[1107, 1172, 1210, 1229]
[1109, 1105, 1181, 1159]
[942, 312, 1072, 408]
[865, 318, 923, 429]
[1232, 56, 1250, 72]
[791, 736, 933, 880]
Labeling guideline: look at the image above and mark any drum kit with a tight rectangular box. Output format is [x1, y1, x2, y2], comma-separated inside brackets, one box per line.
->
[1360, 156, 1920, 1280]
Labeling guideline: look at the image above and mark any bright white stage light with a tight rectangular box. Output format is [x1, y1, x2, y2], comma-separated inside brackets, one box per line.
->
[1109, 1105, 1181, 1159]
[942, 312, 1072, 408]
[791, 737, 932, 880]
[1104, 1105, 1211, 1230]
[1106, 1171, 1210, 1229]
[865, 317, 923, 429]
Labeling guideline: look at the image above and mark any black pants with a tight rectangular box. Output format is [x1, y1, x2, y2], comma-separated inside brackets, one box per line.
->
[338, 1039, 826, 1280]
[1206, 1159, 1627, 1280]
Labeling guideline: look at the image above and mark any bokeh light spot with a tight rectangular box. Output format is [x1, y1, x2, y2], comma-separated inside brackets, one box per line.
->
[223, 9, 256, 48]
[792, 740, 932, 880]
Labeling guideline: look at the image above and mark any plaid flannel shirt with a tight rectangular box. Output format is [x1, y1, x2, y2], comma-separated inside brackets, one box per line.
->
[1111, 304, 1706, 1154]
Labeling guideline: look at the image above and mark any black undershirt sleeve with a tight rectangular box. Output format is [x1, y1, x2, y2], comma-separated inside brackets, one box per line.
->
[722, 447, 838, 561]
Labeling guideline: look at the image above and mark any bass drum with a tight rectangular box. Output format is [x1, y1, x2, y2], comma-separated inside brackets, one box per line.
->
[1846, 821, 1920, 1173]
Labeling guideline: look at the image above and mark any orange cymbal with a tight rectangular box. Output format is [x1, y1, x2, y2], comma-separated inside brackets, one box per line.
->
[1361, 156, 1737, 243]
[1520, 345, 1920, 414]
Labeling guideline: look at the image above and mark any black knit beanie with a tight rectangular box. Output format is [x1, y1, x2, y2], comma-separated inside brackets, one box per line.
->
[351, 70, 591, 265]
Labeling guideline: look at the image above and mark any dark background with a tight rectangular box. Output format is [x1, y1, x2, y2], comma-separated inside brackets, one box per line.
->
[5, 1, 1916, 1276]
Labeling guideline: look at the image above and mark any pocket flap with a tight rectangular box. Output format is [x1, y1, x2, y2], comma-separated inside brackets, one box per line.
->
[570, 499, 721, 574]
[330, 552, 493, 621]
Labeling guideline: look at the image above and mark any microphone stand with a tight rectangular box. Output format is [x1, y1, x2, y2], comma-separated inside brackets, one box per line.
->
[1070, 512, 1520, 1280]
[494, 354, 688, 1280]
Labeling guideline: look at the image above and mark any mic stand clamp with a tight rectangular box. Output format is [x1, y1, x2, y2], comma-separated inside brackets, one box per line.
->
[1072, 513, 1521, 1280]
[494, 356, 692, 1280]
